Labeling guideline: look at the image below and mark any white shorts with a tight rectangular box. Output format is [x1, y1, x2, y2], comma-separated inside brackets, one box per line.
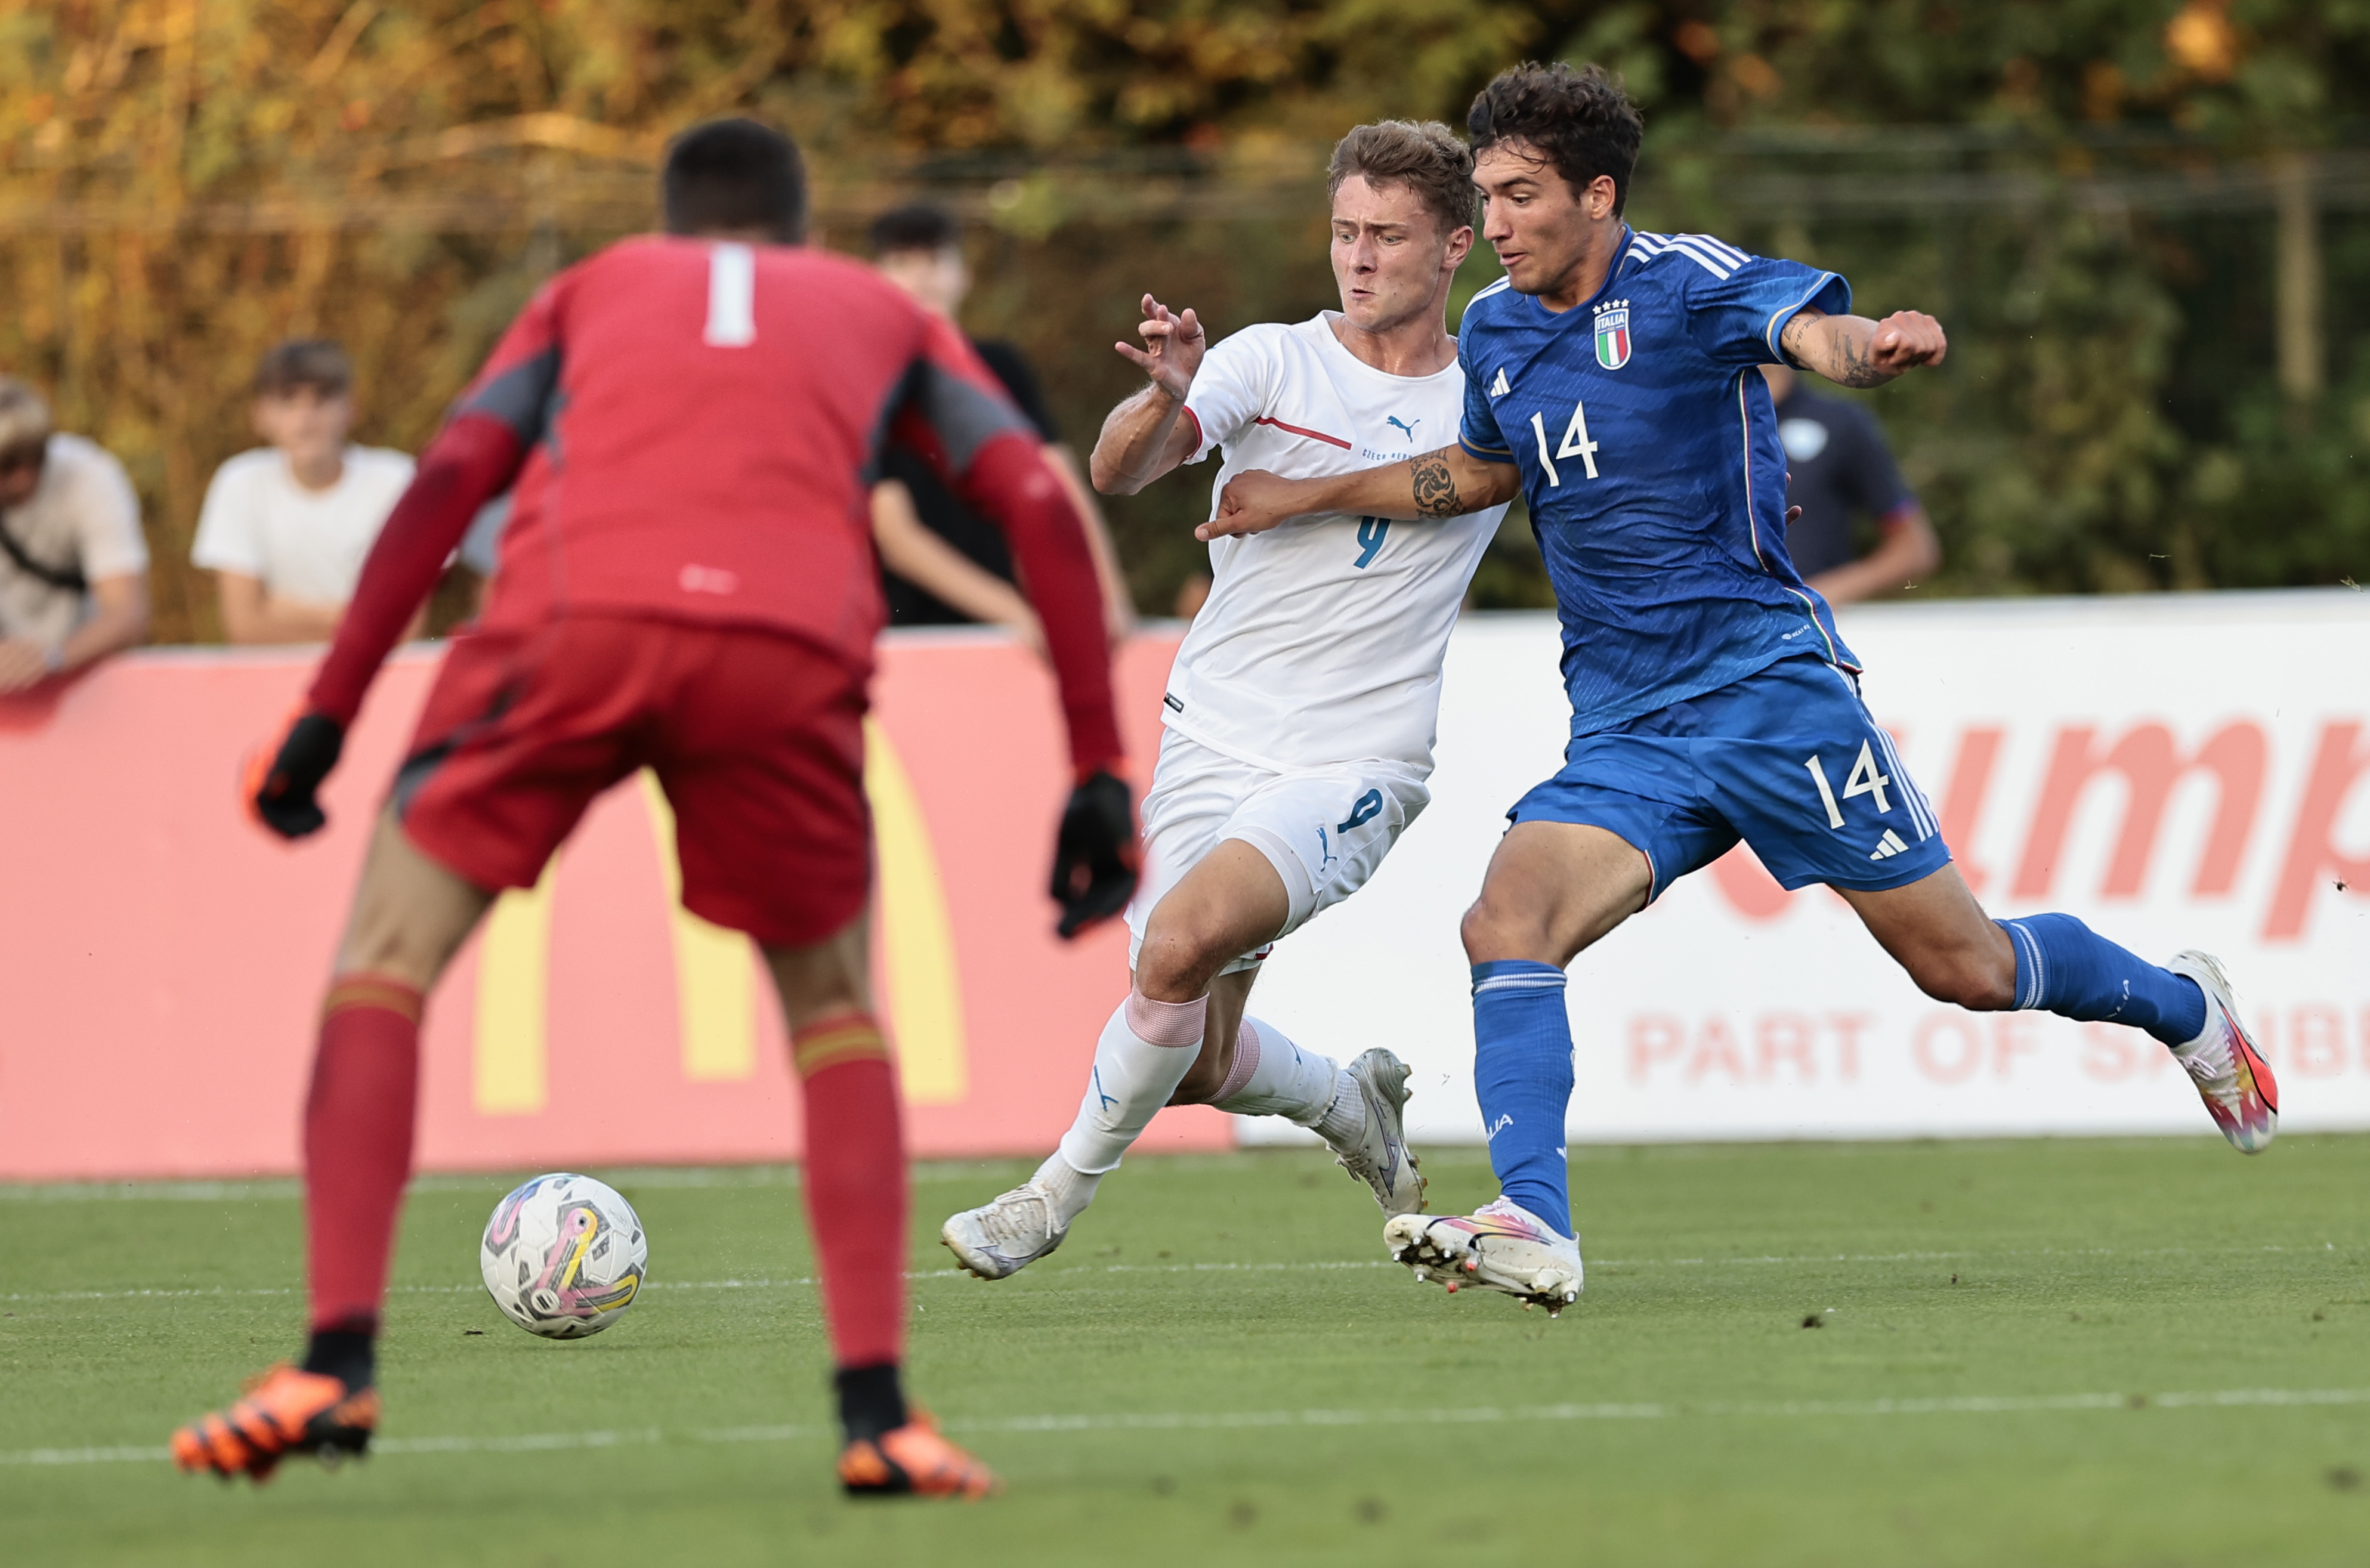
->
[1125, 728, 1430, 976]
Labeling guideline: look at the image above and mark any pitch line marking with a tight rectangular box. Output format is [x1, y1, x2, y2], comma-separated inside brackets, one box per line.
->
[0, 1164, 1049, 1204]
[11, 1388, 2369, 1467]
[8, 1241, 2351, 1307]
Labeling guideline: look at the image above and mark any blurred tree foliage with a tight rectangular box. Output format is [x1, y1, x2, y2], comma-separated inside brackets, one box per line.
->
[2, 1, 2367, 641]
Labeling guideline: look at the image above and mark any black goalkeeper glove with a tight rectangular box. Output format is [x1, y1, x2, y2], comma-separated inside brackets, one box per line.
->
[1050, 768, 1140, 939]
[243, 709, 347, 840]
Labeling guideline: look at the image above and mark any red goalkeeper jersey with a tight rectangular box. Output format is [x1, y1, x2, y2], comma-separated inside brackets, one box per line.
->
[310, 234, 1121, 771]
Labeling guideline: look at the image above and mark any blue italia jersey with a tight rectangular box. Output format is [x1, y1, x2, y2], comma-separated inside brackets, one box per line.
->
[1458, 226, 1860, 736]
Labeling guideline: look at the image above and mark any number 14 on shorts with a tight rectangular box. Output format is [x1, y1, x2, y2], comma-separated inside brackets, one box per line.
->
[1803, 741, 1892, 830]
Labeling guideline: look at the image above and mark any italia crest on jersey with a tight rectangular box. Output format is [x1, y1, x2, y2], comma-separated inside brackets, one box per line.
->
[1592, 301, 1633, 370]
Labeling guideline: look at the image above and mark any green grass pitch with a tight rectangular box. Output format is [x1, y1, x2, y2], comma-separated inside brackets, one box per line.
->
[4, 1136, 2368, 1566]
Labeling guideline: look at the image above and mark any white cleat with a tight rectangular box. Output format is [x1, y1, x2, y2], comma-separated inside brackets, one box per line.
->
[1327, 1049, 1426, 1215]
[941, 1182, 1068, 1281]
[1384, 1197, 1582, 1315]
[2165, 951, 2279, 1154]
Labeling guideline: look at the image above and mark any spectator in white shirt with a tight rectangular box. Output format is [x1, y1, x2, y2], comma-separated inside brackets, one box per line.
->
[192, 340, 415, 645]
[0, 379, 150, 693]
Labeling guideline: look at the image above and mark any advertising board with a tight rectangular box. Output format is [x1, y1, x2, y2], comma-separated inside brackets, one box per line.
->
[4, 592, 2363, 1178]
[0, 630, 1221, 1179]
[1246, 592, 2370, 1145]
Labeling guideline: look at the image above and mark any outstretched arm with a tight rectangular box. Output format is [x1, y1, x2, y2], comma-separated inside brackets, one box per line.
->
[1089, 295, 1206, 496]
[1092, 385, 1200, 497]
[1779, 307, 1946, 388]
[245, 414, 523, 838]
[1199, 444, 1521, 542]
[1043, 444, 1139, 642]
[308, 415, 523, 722]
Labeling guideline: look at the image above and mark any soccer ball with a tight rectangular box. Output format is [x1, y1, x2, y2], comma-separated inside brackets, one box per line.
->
[479, 1173, 648, 1339]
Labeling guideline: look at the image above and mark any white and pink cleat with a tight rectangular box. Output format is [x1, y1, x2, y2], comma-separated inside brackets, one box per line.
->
[1384, 1196, 1582, 1315]
[2165, 951, 2278, 1153]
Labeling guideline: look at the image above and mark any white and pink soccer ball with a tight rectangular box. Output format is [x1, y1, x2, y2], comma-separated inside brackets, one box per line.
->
[479, 1173, 648, 1339]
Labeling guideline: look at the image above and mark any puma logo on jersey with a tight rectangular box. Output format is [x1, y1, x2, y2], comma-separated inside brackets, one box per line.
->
[1489, 368, 1510, 397]
[1386, 415, 1421, 440]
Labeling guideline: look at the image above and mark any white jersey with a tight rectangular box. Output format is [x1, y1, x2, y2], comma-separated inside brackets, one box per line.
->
[1172, 312, 1505, 775]
[191, 445, 415, 606]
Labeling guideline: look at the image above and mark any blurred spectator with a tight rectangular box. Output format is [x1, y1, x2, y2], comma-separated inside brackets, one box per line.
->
[192, 340, 415, 645]
[1762, 363, 1941, 605]
[869, 202, 1136, 649]
[0, 379, 150, 693]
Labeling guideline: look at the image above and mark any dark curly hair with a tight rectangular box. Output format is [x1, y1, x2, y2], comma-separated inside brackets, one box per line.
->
[1466, 62, 1645, 215]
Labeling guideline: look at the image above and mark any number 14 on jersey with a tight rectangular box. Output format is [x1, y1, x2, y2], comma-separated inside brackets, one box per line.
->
[1529, 401, 1600, 487]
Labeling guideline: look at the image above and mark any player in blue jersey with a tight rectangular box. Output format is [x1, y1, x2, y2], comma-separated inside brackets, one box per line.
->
[1207, 63, 2278, 1315]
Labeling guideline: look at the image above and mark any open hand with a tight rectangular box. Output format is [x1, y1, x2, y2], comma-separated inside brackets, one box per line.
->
[1200, 469, 1312, 542]
[1113, 295, 1205, 401]
[1869, 310, 1946, 372]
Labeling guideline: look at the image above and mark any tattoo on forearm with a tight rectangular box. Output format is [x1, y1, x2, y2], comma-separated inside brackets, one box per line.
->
[1782, 311, 1887, 388]
[1831, 331, 1881, 388]
[1411, 451, 1461, 518]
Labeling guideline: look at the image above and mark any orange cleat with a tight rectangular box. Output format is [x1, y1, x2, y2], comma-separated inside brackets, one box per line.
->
[836, 1411, 1000, 1499]
[171, 1365, 378, 1483]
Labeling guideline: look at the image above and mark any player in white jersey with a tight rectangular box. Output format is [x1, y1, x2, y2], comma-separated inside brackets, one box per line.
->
[943, 121, 1512, 1279]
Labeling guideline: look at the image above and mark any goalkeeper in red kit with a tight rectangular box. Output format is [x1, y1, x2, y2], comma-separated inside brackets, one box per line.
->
[171, 120, 1137, 1499]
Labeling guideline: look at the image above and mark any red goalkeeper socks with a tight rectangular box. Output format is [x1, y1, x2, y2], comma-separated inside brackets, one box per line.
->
[793, 1013, 907, 1371]
[304, 974, 424, 1340]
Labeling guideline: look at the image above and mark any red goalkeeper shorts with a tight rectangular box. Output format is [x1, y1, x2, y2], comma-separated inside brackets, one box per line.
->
[394, 614, 870, 949]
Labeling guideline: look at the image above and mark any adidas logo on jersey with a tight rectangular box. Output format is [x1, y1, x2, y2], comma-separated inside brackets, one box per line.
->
[1489, 368, 1510, 397]
[1868, 829, 1910, 861]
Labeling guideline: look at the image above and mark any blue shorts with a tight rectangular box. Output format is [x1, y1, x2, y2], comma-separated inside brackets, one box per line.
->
[1509, 655, 1952, 901]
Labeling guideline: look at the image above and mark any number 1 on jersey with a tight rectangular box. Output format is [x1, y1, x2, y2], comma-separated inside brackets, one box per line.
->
[1529, 401, 1600, 487]
[704, 243, 756, 347]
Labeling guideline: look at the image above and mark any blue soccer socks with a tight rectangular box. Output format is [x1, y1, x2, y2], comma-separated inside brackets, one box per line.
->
[1997, 914, 2207, 1047]
[1470, 961, 1577, 1239]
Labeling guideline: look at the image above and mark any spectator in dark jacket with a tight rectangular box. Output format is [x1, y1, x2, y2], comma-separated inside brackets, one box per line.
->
[869, 202, 1136, 650]
[1762, 363, 1941, 604]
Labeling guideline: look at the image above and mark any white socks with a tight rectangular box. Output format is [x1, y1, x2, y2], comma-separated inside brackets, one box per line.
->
[1312, 1072, 1367, 1147]
[1030, 1150, 1102, 1227]
[1213, 1016, 1364, 1145]
[1043, 1001, 1367, 1226]
[1053, 989, 1208, 1180]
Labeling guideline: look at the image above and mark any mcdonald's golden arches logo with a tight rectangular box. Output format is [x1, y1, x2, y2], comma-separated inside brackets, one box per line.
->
[469, 720, 968, 1113]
